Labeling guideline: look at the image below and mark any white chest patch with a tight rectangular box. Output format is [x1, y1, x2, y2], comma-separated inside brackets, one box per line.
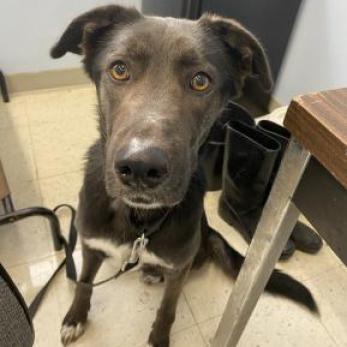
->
[83, 238, 131, 268]
[83, 237, 173, 270]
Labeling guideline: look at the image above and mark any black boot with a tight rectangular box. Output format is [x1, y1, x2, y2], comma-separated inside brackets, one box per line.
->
[257, 120, 323, 254]
[201, 101, 255, 191]
[218, 120, 296, 259]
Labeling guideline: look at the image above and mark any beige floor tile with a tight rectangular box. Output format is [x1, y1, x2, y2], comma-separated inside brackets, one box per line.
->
[25, 89, 67, 125]
[168, 325, 206, 347]
[277, 242, 342, 282]
[39, 171, 83, 243]
[10, 179, 42, 209]
[32, 296, 63, 347]
[0, 217, 56, 268]
[61, 85, 97, 119]
[30, 116, 97, 178]
[307, 266, 347, 347]
[0, 125, 37, 185]
[61, 270, 195, 338]
[40, 171, 82, 208]
[199, 294, 337, 347]
[27, 85, 98, 179]
[0, 94, 28, 129]
[26, 85, 96, 126]
[183, 262, 234, 323]
[6, 254, 64, 304]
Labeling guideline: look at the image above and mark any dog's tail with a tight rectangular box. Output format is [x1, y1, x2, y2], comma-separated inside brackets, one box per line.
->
[206, 224, 318, 313]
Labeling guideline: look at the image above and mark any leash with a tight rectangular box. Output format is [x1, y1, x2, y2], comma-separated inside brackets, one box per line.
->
[28, 204, 170, 319]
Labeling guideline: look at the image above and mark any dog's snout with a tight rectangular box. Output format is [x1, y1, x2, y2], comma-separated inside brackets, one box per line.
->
[115, 147, 168, 188]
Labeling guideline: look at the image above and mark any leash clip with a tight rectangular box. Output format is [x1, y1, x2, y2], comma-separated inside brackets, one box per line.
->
[121, 233, 148, 271]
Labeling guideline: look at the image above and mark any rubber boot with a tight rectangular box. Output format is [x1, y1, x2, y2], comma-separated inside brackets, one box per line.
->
[257, 120, 323, 254]
[218, 120, 295, 259]
[201, 101, 255, 191]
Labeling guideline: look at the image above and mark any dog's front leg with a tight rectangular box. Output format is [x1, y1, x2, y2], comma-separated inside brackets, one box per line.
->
[148, 263, 191, 347]
[61, 245, 104, 345]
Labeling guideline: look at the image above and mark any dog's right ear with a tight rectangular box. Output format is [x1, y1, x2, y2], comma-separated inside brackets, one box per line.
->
[199, 14, 273, 93]
[50, 5, 142, 59]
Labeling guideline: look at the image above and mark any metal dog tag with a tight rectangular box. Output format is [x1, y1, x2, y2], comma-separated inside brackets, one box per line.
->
[121, 234, 148, 271]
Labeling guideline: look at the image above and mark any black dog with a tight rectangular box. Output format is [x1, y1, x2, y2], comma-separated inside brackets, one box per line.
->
[51, 5, 317, 346]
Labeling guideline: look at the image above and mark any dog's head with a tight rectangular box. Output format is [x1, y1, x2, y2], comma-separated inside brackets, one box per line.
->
[51, 5, 272, 209]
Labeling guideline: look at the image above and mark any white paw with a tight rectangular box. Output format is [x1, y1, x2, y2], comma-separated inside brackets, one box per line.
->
[140, 272, 163, 285]
[60, 323, 85, 345]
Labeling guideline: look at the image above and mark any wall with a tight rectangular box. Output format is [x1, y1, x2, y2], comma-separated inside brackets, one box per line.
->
[2, 0, 346, 99]
[274, 0, 347, 104]
[0, 0, 141, 74]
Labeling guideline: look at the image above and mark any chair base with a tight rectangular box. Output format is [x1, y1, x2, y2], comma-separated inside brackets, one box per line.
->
[0, 203, 63, 251]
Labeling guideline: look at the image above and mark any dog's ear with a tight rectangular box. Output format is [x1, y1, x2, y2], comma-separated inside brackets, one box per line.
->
[51, 5, 142, 59]
[199, 14, 273, 92]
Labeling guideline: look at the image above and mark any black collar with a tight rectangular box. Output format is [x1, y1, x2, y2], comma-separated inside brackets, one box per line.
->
[128, 207, 171, 238]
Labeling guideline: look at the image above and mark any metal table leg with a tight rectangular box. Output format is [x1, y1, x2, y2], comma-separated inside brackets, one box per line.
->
[212, 138, 310, 347]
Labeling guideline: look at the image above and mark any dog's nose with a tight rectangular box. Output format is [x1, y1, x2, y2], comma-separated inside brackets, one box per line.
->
[115, 147, 168, 188]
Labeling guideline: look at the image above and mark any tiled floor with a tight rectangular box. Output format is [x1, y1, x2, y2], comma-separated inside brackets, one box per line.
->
[0, 86, 346, 347]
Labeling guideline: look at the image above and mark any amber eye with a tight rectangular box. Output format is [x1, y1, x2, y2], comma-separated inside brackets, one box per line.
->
[190, 72, 210, 91]
[110, 61, 130, 81]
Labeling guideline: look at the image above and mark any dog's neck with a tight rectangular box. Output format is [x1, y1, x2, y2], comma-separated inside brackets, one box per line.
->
[110, 196, 171, 230]
[128, 205, 170, 228]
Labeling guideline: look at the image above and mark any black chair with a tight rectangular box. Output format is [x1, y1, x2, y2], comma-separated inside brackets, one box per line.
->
[0, 263, 35, 347]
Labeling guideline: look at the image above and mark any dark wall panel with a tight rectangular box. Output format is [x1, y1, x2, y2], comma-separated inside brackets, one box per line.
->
[200, 0, 302, 80]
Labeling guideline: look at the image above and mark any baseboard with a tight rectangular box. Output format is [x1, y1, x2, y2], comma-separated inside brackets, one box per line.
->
[4, 68, 285, 111]
[6, 68, 90, 93]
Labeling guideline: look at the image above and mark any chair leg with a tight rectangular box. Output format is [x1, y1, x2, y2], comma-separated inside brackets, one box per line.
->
[212, 138, 310, 347]
[2, 195, 15, 214]
[0, 70, 10, 103]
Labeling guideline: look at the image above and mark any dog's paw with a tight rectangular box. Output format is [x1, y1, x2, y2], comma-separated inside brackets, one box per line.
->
[60, 322, 85, 345]
[146, 341, 169, 347]
[140, 272, 164, 285]
[148, 331, 170, 347]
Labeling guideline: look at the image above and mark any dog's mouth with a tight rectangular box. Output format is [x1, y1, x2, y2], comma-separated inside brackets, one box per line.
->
[105, 169, 189, 209]
[123, 195, 159, 209]
[123, 197, 164, 209]
[122, 194, 181, 210]
[121, 192, 160, 208]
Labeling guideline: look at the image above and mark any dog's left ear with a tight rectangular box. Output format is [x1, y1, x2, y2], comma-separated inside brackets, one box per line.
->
[50, 5, 142, 59]
[199, 14, 273, 92]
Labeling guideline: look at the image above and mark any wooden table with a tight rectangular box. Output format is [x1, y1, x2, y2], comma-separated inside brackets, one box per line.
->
[212, 88, 347, 347]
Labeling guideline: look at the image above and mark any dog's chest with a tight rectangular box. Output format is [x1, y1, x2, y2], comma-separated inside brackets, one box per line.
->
[83, 237, 173, 269]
